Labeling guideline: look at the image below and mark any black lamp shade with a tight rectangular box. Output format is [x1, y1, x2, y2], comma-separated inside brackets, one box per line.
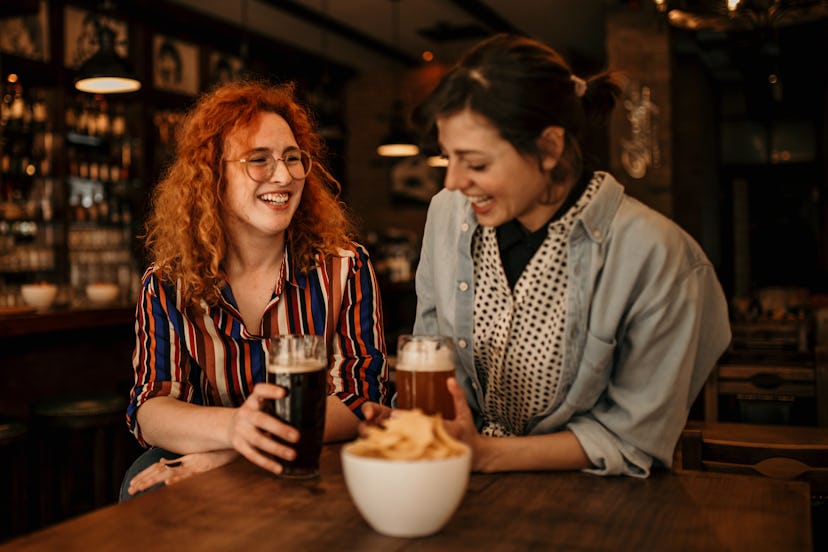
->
[75, 25, 141, 94]
[377, 100, 420, 157]
[377, 127, 420, 157]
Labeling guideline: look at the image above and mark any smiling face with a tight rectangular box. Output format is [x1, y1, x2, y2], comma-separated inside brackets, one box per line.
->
[437, 108, 565, 233]
[222, 111, 305, 247]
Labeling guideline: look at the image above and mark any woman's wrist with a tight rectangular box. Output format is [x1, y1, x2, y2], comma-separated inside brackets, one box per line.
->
[470, 434, 499, 472]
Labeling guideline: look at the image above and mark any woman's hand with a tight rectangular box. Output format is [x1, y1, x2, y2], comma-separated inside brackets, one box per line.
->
[227, 382, 300, 475]
[360, 401, 393, 426]
[443, 378, 488, 469]
[356, 401, 394, 438]
[127, 449, 239, 496]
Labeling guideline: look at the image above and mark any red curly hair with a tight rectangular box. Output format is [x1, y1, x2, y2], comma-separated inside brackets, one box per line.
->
[144, 79, 355, 308]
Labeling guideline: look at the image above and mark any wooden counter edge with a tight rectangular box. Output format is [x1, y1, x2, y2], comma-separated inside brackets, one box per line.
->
[0, 305, 134, 337]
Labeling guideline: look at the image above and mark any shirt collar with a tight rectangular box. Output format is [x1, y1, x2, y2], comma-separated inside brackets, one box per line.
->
[574, 171, 623, 243]
[282, 247, 304, 290]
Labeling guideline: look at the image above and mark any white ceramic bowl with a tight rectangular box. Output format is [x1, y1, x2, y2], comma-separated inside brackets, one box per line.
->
[341, 442, 471, 538]
[86, 282, 120, 305]
[20, 283, 58, 309]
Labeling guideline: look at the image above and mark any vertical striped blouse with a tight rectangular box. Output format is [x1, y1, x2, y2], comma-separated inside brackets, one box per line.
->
[127, 242, 388, 446]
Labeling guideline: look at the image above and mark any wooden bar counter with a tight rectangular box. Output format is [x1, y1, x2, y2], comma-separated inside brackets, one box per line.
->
[0, 305, 133, 338]
[0, 444, 812, 551]
[0, 306, 135, 421]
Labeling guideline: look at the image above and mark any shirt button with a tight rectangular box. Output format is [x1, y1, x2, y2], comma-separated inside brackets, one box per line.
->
[458, 281, 469, 292]
[457, 339, 468, 349]
[461, 223, 470, 232]
[592, 229, 602, 239]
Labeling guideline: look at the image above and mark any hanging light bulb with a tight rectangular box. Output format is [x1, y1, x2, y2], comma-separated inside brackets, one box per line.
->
[377, 0, 419, 157]
[427, 155, 448, 168]
[75, 11, 140, 94]
[661, 0, 828, 32]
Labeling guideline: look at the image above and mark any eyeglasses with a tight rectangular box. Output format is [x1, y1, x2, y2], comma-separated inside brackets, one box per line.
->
[224, 149, 313, 182]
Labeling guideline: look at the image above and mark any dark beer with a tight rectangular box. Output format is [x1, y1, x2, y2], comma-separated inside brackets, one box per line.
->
[396, 368, 455, 420]
[265, 360, 327, 478]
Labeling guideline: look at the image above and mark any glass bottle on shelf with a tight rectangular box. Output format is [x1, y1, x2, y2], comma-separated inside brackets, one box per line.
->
[32, 91, 47, 129]
[111, 104, 126, 138]
[0, 74, 60, 283]
[95, 96, 111, 138]
[8, 80, 25, 132]
[1, 69, 145, 306]
[62, 92, 142, 307]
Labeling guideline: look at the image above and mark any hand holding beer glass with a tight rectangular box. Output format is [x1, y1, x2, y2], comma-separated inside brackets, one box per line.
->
[265, 334, 328, 478]
[395, 335, 456, 420]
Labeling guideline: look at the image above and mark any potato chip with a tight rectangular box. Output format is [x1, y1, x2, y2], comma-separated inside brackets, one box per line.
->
[348, 408, 465, 460]
[433, 414, 467, 455]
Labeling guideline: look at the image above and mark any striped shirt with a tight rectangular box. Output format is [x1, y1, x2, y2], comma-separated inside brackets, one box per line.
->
[127, 242, 388, 445]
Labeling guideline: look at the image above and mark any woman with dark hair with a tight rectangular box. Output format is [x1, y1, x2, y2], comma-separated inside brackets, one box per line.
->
[411, 34, 730, 477]
[121, 80, 389, 498]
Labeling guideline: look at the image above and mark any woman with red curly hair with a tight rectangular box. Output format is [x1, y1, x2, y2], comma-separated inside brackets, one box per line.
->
[121, 80, 389, 498]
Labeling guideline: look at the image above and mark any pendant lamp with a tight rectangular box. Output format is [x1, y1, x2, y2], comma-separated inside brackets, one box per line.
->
[377, 0, 419, 157]
[377, 100, 420, 157]
[75, 20, 141, 94]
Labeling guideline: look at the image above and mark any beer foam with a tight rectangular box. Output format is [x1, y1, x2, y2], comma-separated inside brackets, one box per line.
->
[397, 338, 454, 373]
[266, 358, 327, 374]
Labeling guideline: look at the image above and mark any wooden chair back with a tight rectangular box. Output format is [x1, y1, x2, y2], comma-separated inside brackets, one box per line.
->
[680, 421, 828, 499]
[703, 345, 828, 427]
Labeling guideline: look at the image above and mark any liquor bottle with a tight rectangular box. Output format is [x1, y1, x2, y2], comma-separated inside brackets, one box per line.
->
[95, 96, 110, 138]
[8, 80, 25, 132]
[65, 98, 77, 133]
[111, 104, 126, 138]
[32, 91, 48, 128]
[77, 97, 91, 136]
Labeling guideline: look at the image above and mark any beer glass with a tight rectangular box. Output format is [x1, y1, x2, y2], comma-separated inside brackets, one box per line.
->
[265, 334, 328, 478]
[395, 335, 456, 420]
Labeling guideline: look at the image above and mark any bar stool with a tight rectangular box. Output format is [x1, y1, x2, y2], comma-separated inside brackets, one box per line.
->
[0, 418, 29, 539]
[33, 392, 127, 525]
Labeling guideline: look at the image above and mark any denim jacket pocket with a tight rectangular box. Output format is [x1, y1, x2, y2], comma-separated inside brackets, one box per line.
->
[565, 331, 616, 410]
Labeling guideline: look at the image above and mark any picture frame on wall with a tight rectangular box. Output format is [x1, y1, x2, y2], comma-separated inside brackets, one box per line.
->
[64, 5, 128, 69]
[208, 51, 244, 86]
[0, 0, 50, 62]
[152, 35, 199, 95]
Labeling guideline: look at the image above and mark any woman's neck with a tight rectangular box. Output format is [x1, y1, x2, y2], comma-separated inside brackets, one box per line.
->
[222, 235, 286, 332]
[224, 234, 286, 278]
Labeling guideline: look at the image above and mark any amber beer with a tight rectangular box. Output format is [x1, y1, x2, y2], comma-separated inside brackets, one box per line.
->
[265, 335, 327, 478]
[396, 335, 455, 420]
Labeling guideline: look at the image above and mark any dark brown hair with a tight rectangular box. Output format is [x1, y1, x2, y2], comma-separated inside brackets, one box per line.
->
[414, 33, 623, 183]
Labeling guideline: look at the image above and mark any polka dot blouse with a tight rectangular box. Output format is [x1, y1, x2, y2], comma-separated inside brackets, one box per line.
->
[472, 177, 601, 436]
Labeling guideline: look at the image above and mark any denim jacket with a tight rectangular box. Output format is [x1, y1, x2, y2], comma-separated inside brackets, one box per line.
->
[413, 172, 731, 477]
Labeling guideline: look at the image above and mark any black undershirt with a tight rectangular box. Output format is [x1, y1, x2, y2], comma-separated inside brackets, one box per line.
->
[496, 170, 592, 289]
